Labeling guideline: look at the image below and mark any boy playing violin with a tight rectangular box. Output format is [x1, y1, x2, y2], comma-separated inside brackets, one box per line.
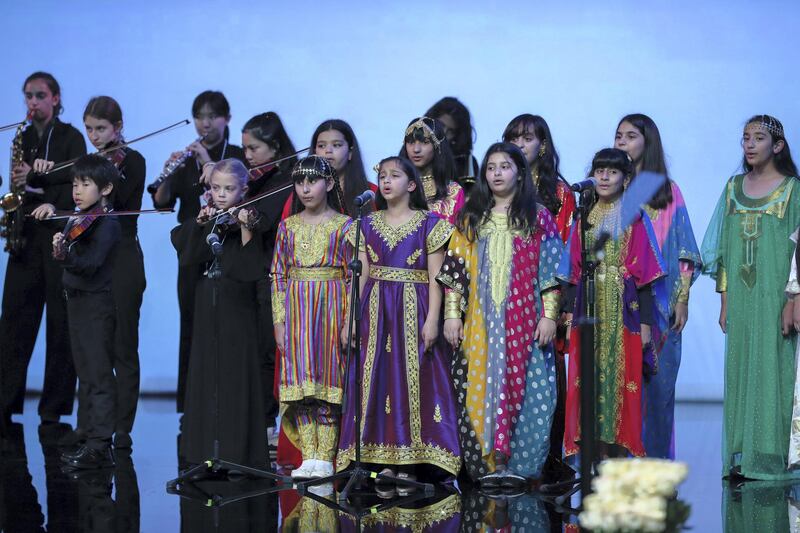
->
[53, 154, 121, 469]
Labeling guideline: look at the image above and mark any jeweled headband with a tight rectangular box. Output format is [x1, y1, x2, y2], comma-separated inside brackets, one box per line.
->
[748, 115, 785, 139]
[291, 155, 335, 181]
[404, 117, 443, 150]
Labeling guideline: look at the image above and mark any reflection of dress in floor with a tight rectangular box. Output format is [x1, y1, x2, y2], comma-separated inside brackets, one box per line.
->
[787, 230, 800, 467]
[336, 210, 461, 477]
[172, 221, 268, 468]
[338, 493, 461, 532]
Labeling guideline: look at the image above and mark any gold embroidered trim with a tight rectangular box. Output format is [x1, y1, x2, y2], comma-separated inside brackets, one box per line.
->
[297, 419, 317, 459]
[315, 424, 338, 462]
[385, 333, 392, 352]
[404, 283, 423, 447]
[426, 218, 454, 253]
[336, 443, 461, 475]
[626, 381, 638, 393]
[371, 210, 426, 250]
[421, 174, 436, 201]
[272, 289, 287, 324]
[288, 266, 344, 281]
[385, 395, 391, 414]
[367, 243, 379, 263]
[360, 494, 461, 529]
[279, 383, 343, 404]
[406, 248, 423, 266]
[361, 287, 380, 436]
[285, 213, 349, 265]
[370, 265, 429, 283]
[434, 404, 442, 423]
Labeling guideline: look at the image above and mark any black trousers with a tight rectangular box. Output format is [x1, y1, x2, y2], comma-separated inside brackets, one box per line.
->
[176, 262, 201, 413]
[0, 223, 75, 418]
[67, 290, 116, 449]
[256, 277, 278, 427]
[112, 238, 146, 435]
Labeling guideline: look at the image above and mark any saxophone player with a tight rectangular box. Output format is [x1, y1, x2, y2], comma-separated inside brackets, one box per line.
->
[1, 72, 86, 424]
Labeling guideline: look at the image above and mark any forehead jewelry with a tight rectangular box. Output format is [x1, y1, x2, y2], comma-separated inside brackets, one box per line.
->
[405, 117, 442, 150]
[292, 156, 335, 181]
[749, 116, 784, 139]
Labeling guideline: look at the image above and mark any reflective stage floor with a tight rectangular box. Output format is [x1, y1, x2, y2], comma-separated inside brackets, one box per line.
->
[0, 400, 791, 531]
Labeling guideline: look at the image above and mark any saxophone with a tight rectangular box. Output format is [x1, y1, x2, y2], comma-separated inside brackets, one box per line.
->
[0, 118, 30, 255]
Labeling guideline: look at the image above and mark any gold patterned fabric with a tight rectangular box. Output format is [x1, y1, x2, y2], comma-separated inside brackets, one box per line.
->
[369, 265, 429, 283]
[288, 266, 344, 281]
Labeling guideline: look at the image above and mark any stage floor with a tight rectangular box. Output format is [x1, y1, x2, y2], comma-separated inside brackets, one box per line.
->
[0, 399, 779, 531]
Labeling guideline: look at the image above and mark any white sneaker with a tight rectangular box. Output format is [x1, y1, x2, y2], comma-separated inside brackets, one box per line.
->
[310, 460, 334, 478]
[291, 460, 317, 479]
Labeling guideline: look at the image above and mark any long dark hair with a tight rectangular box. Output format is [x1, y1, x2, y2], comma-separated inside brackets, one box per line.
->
[374, 157, 428, 211]
[502, 114, 566, 216]
[242, 112, 297, 172]
[617, 113, 673, 209]
[398, 117, 456, 203]
[425, 97, 475, 169]
[289, 155, 345, 215]
[742, 115, 798, 178]
[458, 143, 539, 241]
[192, 90, 231, 141]
[311, 119, 373, 216]
[23, 71, 63, 116]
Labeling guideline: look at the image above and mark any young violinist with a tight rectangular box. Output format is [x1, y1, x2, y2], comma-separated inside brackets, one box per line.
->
[34, 96, 147, 450]
[172, 159, 269, 469]
[241, 112, 297, 434]
[1, 71, 86, 424]
[52, 154, 121, 469]
[150, 90, 245, 413]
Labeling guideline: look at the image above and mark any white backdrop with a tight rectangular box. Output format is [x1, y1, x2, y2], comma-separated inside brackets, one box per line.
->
[2, 0, 798, 400]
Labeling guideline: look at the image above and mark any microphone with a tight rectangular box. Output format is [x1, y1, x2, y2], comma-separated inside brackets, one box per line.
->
[354, 190, 375, 207]
[570, 177, 597, 192]
[206, 232, 223, 256]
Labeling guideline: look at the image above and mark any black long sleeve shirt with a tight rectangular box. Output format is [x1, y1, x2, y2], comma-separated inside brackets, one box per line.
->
[151, 140, 244, 224]
[59, 214, 121, 292]
[22, 119, 87, 215]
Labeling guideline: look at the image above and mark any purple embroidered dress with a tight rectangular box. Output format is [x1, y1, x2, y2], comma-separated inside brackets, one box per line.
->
[336, 210, 461, 476]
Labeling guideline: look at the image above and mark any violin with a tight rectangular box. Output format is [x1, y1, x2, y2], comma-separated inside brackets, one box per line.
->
[52, 204, 106, 259]
[102, 141, 127, 170]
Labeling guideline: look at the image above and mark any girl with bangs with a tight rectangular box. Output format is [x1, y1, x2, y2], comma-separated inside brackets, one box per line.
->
[560, 148, 668, 460]
[271, 156, 352, 480]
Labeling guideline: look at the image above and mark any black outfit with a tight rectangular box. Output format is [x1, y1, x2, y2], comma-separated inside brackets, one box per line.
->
[453, 153, 479, 193]
[151, 141, 244, 412]
[171, 220, 267, 468]
[247, 166, 292, 428]
[0, 119, 86, 420]
[58, 213, 121, 451]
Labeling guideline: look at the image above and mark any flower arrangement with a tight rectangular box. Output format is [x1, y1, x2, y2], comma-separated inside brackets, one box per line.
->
[579, 458, 691, 532]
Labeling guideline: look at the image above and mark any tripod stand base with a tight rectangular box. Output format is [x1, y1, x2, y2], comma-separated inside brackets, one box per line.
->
[167, 457, 291, 492]
[298, 465, 435, 502]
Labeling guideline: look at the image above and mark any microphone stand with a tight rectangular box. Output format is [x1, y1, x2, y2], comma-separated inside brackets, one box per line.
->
[298, 198, 434, 503]
[167, 224, 290, 496]
[539, 188, 601, 508]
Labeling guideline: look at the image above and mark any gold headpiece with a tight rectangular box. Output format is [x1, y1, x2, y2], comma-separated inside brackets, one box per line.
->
[291, 155, 335, 181]
[750, 115, 785, 139]
[405, 117, 443, 150]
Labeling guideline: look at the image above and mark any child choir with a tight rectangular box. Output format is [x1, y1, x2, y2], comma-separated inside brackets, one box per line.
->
[2, 71, 799, 485]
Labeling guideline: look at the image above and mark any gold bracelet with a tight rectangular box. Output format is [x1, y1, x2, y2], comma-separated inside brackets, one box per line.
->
[541, 289, 561, 321]
[676, 274, 691, 304]
[715, 267, 727, 293]
[444, 291, 462, 320]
